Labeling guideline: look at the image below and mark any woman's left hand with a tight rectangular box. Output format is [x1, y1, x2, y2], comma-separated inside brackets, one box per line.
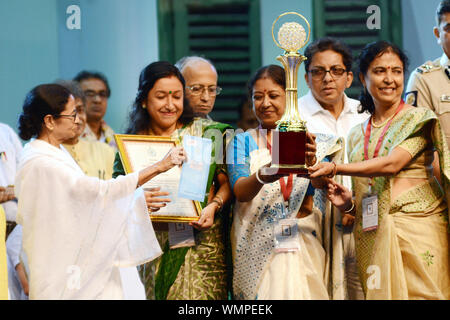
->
[190, 203, 216, 230]
[305, 132, 317, 167]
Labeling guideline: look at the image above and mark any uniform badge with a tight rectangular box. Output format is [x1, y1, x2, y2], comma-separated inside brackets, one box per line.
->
[445, 65, 450, 80]
[404, 91, 418, 107]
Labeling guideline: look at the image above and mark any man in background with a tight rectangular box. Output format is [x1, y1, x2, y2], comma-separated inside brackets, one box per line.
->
[74, 71, 117, 149]
[175, 56, 222, 120]
[299, 37, 369, 300]
[405, 0, 450, 147]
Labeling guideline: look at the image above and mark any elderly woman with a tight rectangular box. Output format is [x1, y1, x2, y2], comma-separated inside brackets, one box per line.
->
[227, 65, 347, 300]
[15, 84, 185, 299]
[113, 61, 233, 300]
[309, 41, 450, 299]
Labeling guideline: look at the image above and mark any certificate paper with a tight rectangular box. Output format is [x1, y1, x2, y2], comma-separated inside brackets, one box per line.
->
[178, 135, 212, 201]
[115, 134, 201, 222]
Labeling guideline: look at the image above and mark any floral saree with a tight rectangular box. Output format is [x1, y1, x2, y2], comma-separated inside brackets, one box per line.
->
[348, 107, 450, 299]
[113, 118, 233, 300]
[227, 129, 347, 299]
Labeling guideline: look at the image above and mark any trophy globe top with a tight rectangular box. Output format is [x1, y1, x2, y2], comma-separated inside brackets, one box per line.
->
[272, 12, 311, 54]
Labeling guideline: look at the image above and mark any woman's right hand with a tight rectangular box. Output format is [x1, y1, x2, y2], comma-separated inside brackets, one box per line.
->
[256, 163, 288, 184]
[326, 180, 353, 211]
[327, 181, 355, 227]
[144, 187, 171, 212]
[158, 146, 186, 173]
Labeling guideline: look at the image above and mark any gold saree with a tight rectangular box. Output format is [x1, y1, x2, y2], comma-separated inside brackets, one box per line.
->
[348, 107, 450, 299]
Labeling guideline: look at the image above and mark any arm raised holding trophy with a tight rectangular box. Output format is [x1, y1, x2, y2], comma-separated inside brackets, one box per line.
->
[228, 13, 346, 300]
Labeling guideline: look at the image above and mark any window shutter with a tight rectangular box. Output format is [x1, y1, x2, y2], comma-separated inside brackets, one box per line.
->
[158, 0, 262, 127]
[313, 0, 402, 99]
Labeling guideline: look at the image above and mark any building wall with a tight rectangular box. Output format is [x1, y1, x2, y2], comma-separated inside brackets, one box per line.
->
[402, 0, 443, 74]
[260, 0, 313, 97]
[0, 0, 59, 132]
[0, 0, 446, 133]
[1, 0, 159, 134]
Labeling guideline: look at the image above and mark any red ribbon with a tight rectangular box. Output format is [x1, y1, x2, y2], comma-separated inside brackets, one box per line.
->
[364, 100, 405, 161]
[363, 100, 405, 188]
[261, 128, 294, 204]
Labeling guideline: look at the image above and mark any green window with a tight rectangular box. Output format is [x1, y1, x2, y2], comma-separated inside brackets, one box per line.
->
[313, 0, 403, 98]
[158, 0, 262, 127]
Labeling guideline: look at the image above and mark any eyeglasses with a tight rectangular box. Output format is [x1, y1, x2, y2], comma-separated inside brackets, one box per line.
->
[84, 90, 109, 99]
[57, 110, 79, 122]
[186, 85, 222, 96]
[308, 66, 347, 80]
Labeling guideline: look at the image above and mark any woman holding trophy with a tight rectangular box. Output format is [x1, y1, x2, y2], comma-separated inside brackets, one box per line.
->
[227, 63, 346, 299]
[309, 41, 450, 299]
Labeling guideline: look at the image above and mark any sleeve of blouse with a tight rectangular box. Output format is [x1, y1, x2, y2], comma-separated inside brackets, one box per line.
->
[226, 132, 257, 190]
[396, 124, 430, 158]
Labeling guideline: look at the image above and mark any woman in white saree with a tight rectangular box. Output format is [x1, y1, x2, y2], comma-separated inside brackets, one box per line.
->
[227, 65, 346, 300]
[15, 84, 186, 299]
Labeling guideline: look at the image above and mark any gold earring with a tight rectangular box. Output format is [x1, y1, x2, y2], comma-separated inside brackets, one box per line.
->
[142, 104, 146, 109]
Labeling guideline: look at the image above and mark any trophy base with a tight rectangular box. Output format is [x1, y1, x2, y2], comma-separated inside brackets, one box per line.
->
[269, 130, 309, 177]
[260, 165, 309, 178]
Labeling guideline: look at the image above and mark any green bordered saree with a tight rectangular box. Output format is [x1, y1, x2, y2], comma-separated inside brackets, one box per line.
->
[113, 118, 233, 300]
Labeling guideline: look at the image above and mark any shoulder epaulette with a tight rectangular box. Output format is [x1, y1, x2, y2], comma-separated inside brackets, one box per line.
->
[416, 61, 441, 74]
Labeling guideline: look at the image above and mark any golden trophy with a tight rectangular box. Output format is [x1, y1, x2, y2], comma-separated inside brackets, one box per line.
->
[267, 12, 311, 176]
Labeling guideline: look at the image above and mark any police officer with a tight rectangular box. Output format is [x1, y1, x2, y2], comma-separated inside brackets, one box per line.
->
[405, 0, 450, 147]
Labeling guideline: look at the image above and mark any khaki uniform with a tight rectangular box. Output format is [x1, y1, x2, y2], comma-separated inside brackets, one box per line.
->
[405, 54, 450, 147]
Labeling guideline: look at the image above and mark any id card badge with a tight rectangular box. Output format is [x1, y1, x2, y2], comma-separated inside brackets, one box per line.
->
[168, 222, 195, 249]
[273, 219, 300, 253]
[362, 193, 378, 232]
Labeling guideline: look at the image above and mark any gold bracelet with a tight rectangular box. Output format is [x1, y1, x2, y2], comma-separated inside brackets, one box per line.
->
[343, 200, 355, 214]
[210, 199, 222, 212]
[214, 194, 224, 208]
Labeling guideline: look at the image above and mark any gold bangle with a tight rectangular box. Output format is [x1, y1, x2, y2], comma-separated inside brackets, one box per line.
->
[210, 199, 222, 212]
[344, 200, 355, 214]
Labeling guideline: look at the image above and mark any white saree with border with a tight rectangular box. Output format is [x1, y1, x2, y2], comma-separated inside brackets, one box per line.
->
[15, 139, 162, 299]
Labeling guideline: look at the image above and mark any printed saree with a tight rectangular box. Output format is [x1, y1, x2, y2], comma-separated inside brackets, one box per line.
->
[348, 107, 450, 299]
[227, 129, 347, 299]
[113, 118, 233, 300]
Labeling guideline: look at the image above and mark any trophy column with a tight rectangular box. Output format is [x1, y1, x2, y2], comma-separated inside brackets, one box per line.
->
[266, 12, 311, 176]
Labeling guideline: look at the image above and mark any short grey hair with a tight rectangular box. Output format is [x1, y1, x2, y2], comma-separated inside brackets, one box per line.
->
[174, 56, 217, 75]
[54, 79, 86, 104]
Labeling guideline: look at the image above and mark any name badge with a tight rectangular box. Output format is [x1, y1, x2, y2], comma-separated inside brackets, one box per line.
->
[273, 219, 300, 253]
[440, 95, 450, 102]
[168, 222, 195, 249]
[362, 194, 378, 232]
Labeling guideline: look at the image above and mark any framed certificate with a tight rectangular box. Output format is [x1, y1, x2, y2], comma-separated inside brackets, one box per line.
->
[115, 134, 202, 222]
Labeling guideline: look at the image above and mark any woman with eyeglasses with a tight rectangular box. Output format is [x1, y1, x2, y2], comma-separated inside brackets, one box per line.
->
[309, 41, 450, 299]
[113, 61, 233, 300]
[227, 65, 347, 300]
[15, 84, 185, 299]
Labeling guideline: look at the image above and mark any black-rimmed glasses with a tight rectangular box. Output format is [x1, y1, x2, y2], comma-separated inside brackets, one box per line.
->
[308, 66, 347, 80]
[57, 110, 79, 121]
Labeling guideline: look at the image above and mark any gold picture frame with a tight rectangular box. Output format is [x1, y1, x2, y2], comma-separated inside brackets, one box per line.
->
[115, 134, 202, 223]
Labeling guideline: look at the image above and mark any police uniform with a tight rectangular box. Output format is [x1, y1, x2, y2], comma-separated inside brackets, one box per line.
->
[405, 54, 450, 147]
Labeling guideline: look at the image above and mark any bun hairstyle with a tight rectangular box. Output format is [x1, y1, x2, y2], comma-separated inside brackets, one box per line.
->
[247, 64, 286, 98]
[125, 61, 194, 134]
[357, 41, 409, 115]
[18, 84, 71, 140]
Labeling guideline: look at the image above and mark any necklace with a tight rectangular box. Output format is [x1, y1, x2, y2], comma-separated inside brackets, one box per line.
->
[371, 101, 404, 128]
